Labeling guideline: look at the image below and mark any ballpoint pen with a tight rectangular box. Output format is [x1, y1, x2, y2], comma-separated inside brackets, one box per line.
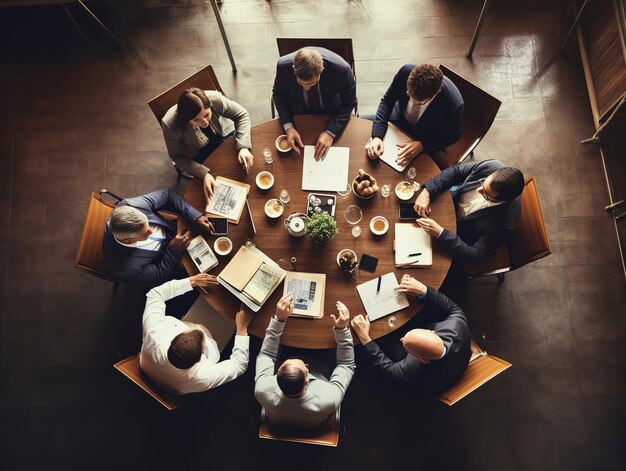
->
[376, 275, 381, 294]
[408, 252, 421, 257]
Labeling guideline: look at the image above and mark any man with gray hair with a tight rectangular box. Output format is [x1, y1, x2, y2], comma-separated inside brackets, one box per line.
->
[272, 47, 357, 160]
[103, 188, 213, 285]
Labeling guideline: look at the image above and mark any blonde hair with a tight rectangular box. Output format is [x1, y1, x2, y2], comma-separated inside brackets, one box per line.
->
[293, 48, 324, 81]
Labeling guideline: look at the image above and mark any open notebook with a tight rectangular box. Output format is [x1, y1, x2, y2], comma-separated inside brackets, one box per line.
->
[355, 272, 409, 321]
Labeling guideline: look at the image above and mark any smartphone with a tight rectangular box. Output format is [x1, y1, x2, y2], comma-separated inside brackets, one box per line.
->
[399, 202, 420, 221]
[208, 217, 228, 235]
[359, 253, 378, 273]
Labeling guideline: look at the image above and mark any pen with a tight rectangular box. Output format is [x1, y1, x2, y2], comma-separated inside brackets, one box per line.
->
[408, 252, 421, 257]
[376, 275, 381, 294]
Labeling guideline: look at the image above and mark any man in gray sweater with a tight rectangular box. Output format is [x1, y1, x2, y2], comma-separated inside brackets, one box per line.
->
[254, 293, 355, 428]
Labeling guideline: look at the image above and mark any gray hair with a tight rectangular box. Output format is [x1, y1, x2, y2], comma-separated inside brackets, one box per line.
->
[109, 206, 148, 239]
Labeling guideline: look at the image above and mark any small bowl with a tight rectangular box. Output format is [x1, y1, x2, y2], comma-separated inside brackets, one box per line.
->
[337, 249, 358, 270]
[369, 216, 389, 235]
[214, 236, 233, 256]
[264, 198, 285, 218]
[255, 171, 274, 190]
[352, 177, 376, 200]
[395, 181, 415, 200]
[275, 135, 291, 154]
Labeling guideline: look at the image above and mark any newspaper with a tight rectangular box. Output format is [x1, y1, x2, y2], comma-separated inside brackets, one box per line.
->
[205, 181, 247, 220]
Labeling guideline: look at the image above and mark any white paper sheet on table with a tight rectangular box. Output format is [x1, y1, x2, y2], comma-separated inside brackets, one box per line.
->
[301, 145, 350, 191]
[377, 123, 415, 172]
[356, 272, 409, 322]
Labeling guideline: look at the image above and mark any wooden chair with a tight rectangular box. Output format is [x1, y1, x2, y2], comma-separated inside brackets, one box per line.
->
[259, 407, 341, 447]
[114, 355, 182, 411]
[147, 65, 225, 176]
[464, 177, 552, 279]
[435, 64, 502, 170]
[272, 38, 358, 117]
[437, 337, 511, 406]
[74, 190, 122, 282]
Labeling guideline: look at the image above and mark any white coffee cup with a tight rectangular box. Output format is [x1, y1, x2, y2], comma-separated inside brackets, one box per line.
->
[214, 236, 233, 256]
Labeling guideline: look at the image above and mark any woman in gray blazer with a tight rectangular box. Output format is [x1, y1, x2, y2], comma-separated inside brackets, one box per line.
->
[161, 88, 254, 199]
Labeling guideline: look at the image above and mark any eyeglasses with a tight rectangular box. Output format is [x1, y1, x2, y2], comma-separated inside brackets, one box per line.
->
[479, 178, 494, 203]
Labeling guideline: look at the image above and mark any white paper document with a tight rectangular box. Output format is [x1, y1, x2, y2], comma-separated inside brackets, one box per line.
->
[187, 235, 218, 273]
[370, 123, 415, 172]
[394, 223, 433, 267]
[205, 181, 247, 220]
[356, 272, 409, 322]
[301, 145, 350, 191]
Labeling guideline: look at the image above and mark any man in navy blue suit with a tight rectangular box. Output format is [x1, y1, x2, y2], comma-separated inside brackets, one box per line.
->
[366, 64, 464, 165]
[103, 188, 213, 285]
[272, 47, 357, 160]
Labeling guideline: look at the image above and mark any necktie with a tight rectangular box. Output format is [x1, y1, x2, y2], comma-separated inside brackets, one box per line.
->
[404, 100, 421, 127]
[307, 84, 322, 113]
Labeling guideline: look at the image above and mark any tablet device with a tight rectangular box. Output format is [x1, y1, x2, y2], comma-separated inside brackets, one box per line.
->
[208, 217, 228, 235]
[359, 254, 378, 273]
[399, 202, 420, 221]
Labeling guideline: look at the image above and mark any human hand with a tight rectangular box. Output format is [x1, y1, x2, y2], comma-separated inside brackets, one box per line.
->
[286, 128, 304, 155]
[367, 137, 384, 160]
[395, 274, 427, 297]
[396, 140, 423, 166]
[190, 273, 219, 289]
[195, 215, 214, 234]
[416, 217, 444, 238]
[350, 314, 371, 344]
[238, 148, 254, 173]
[276, 292, 294, 321]
[203, 173, 217, 200]
[314, 131, 334, 161]
[414, 188, 431, 217]
[169, 230, 191, 252]
[330, 301, 350, 330]
[235, 303, 254, 335]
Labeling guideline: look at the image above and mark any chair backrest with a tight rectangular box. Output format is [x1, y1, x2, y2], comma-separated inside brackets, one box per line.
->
[113, 355, 182, 411]
[74, 191, 118, 281]
[464, 177, 551, 278]
[259, 407, 341, 447]
[147, 65, 225, 125]
[437, 64, 502, 169]
[437, 339, 512, 406]
[276, 38, 355, 75]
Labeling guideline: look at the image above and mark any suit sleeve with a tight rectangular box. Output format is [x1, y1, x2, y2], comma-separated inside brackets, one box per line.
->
[325, 67, 357, 136]
[212, 92, 252, 150]
[161, 120, 211, 180]
[112, 246, 183, 286]
[272, 63, 295, 130]
[421, 285, 465, 323]
[124, 188, 202, 224]
[372, 67, 407, 139]
[437, 226, 509, 264]
[424, 160, 485, 199]
[421, 101, 464, 155]
[362, 340, 423, 385]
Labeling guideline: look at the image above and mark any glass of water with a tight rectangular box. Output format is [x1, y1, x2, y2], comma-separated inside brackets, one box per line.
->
[407, 167, 416, 181]
[381, 184, 390, 197]
[263, 147, 273, 164]
[387, 315, 398, 328]
[279, 189, 290, 203]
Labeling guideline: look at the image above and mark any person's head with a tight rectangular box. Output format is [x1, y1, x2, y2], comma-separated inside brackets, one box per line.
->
[479, 167, 525, 203]
[176, 87, 212, 128]
[401, 329, 445, 363]
[167, 329, 205, 369]
[292, 48, 324, 91]
[406, 64, 444, 103]
[277, 358, 309, 397]
[109, 206, 151, 243]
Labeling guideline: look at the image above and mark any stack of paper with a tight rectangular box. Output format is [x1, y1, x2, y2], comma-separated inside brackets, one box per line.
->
[205, 177, 251, 224]
[301, 145, 350, 192]
[394, 223, 433, 267]
[186, 235, 218, 273]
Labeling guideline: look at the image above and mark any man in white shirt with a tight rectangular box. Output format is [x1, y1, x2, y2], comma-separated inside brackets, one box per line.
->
[254, 293, 356, 428]
[140, 274, 253, 395]
[413, 159, 525, 264]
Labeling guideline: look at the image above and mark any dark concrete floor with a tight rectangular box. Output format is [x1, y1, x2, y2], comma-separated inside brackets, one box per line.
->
[1, 1, 625, 470]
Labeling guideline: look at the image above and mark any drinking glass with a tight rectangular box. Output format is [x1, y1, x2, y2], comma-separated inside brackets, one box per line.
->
[381, 184, 390, 197]
[351, 226, 362, 238]
[263, 147, 273, 164]
[387, 315, 398, 328]
[344, 205, 363, 225]
[278, 258, 292, 271]
[407, 167, 416, 181]
[279, 189, 291, 203]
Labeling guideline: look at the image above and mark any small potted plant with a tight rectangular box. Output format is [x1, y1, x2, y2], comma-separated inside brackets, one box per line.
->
[305, 212, 338, 244]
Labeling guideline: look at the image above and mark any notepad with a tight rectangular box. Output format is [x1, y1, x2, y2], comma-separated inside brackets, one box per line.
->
[205, 177, 251, 224]
[301, 145, 350, 191]
[368, 123, 416, 172]
[394, 223, 433, 267]
[356, 272, 409, 321]
[186, 235, 218, 273]
[284, 271, 326, 319]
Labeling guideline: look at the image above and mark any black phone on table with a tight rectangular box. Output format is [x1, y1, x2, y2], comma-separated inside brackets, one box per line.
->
[208, 217, 228, 235]
[359, 254, 378, 273]
[399, 202, 421, 221]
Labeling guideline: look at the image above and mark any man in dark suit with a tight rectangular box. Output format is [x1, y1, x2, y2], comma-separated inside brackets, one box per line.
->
[103, 188, 213, 285]
[272, 47, 357, 160]
[414, 159, 525, 264]
[366, 64, 463, 165]
[351, 275, 471, 395]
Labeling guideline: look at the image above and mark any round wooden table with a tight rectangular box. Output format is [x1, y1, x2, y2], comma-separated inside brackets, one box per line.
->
[181, 115, 455, 348]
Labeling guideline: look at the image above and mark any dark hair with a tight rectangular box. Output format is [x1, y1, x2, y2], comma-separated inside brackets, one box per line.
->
[277, 362, 306, 396]
[407, 64, 444, 101]
[490, 167, 525, 201]
[167, 330, 204, 369]
[176, 87, 211, 127]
